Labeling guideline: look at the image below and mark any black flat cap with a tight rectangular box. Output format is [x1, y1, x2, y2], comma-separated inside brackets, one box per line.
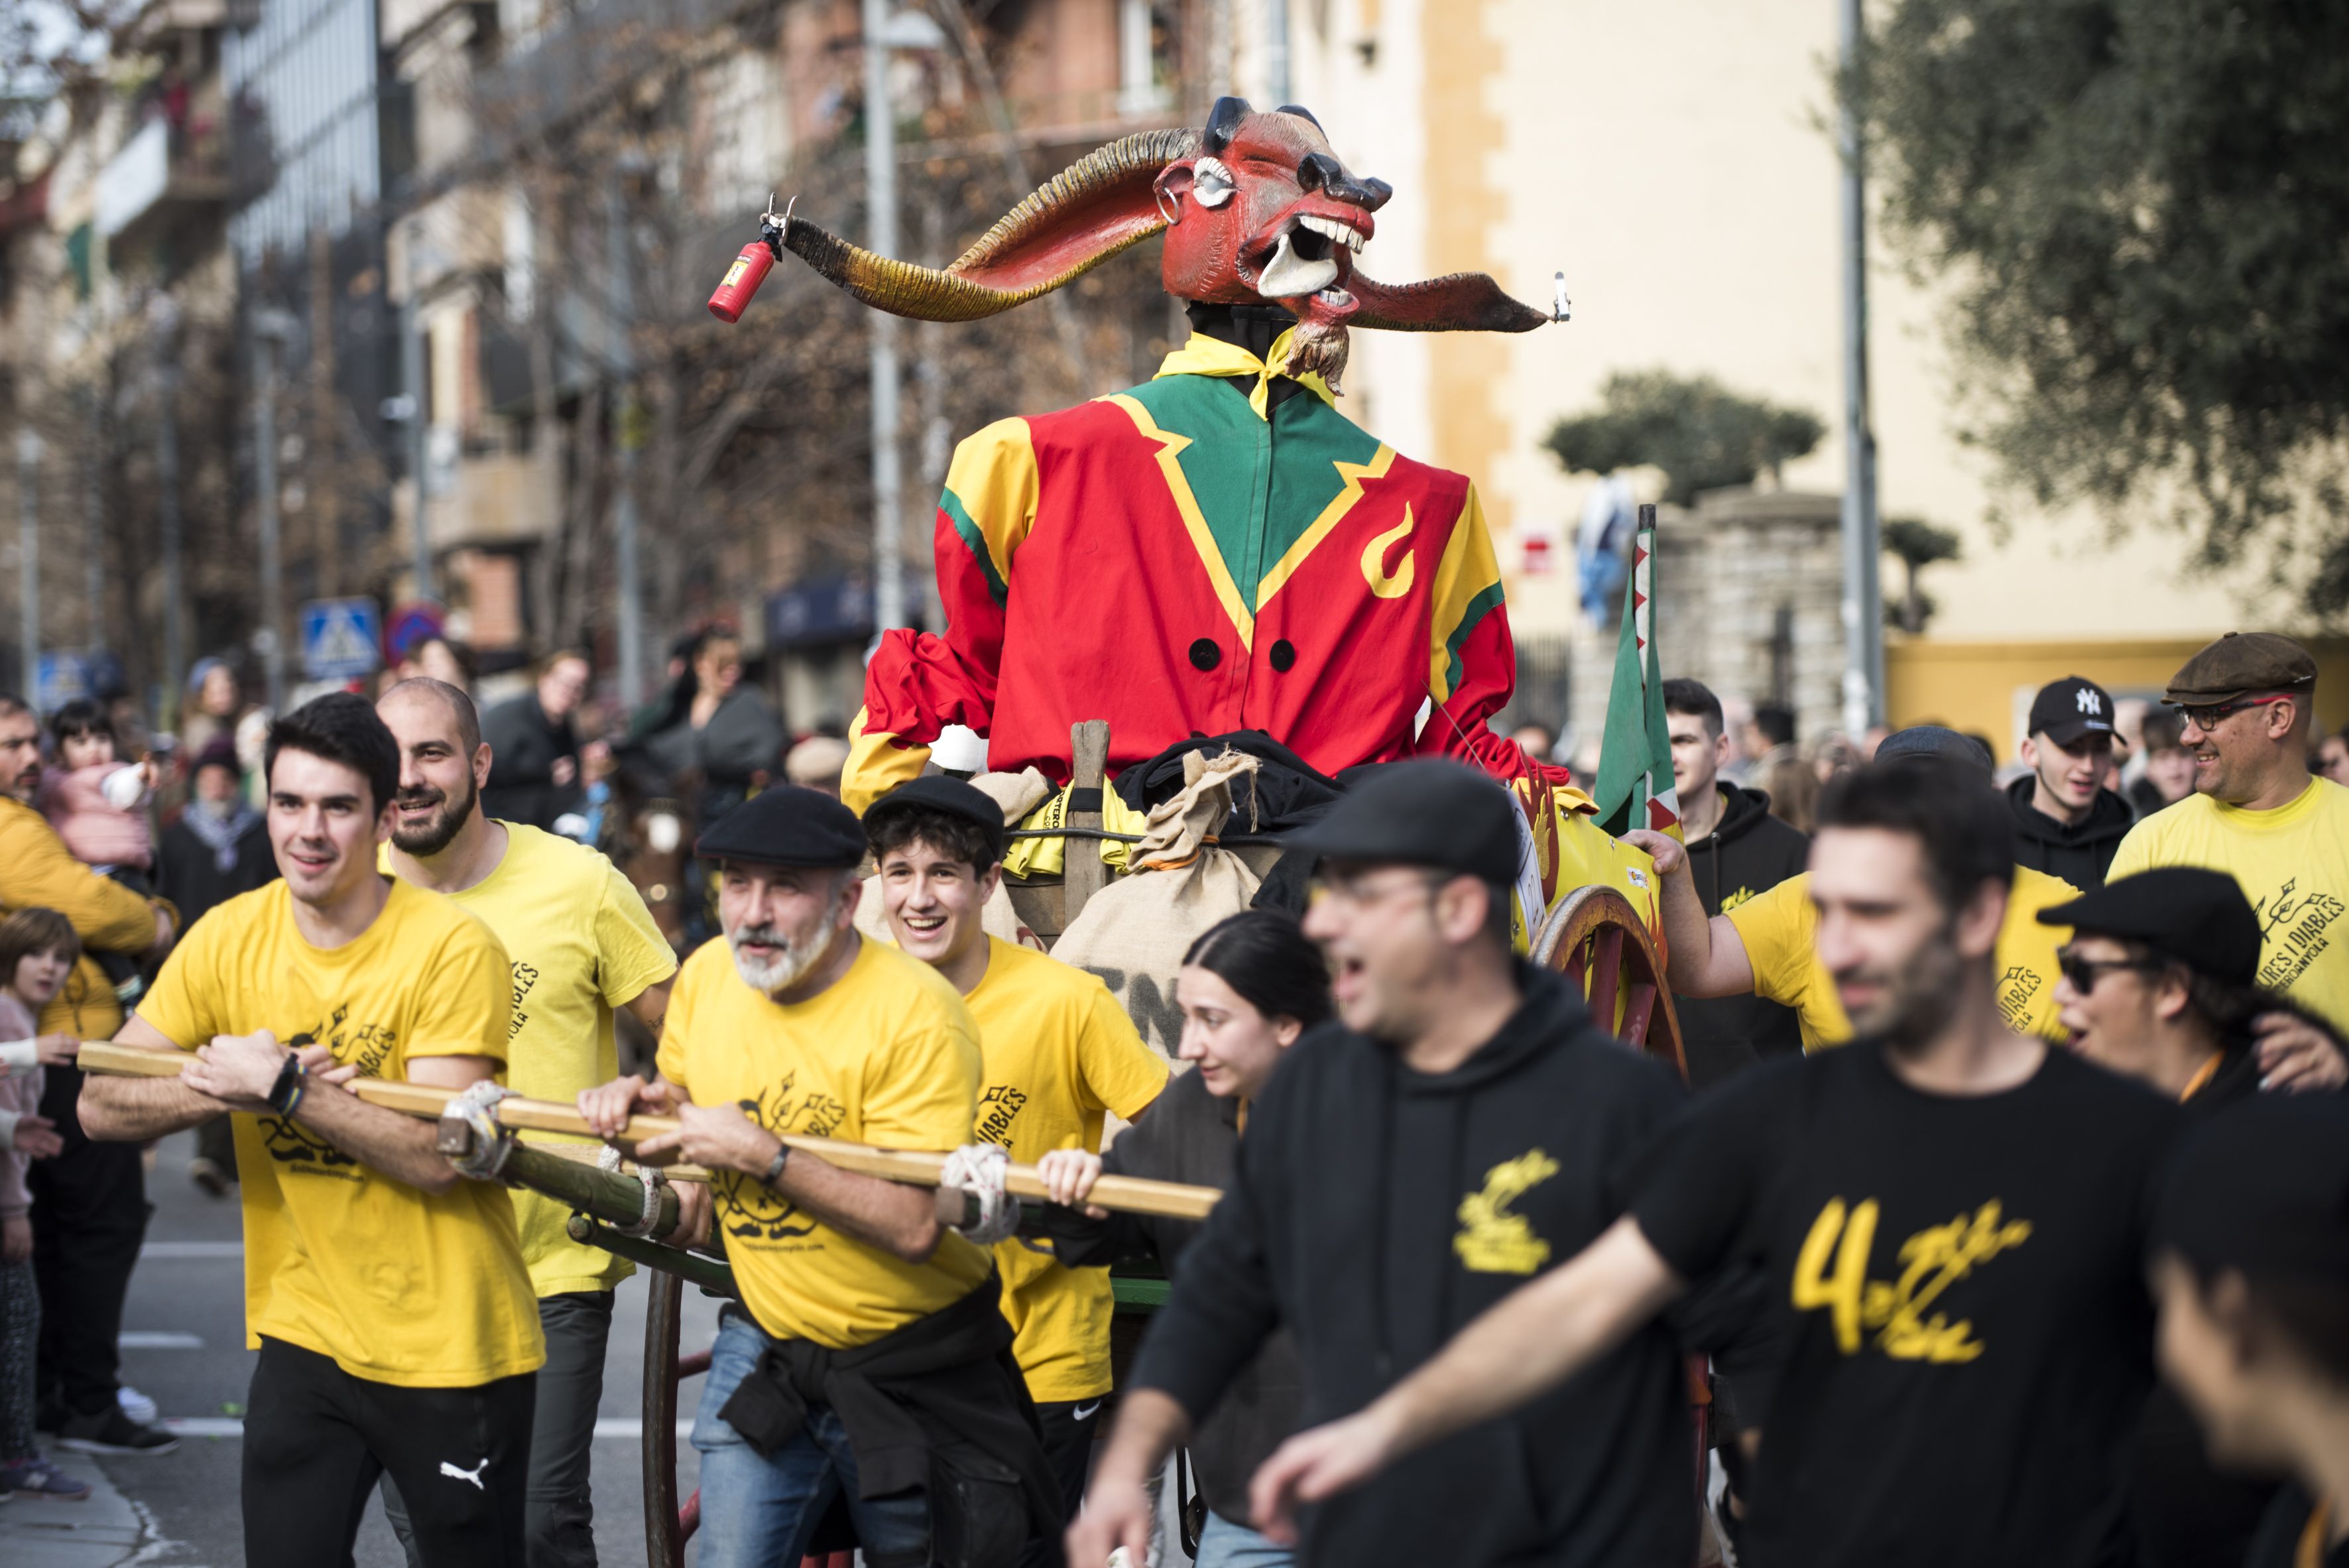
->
[1283, 759, 1519, 885]
[863, 774, 1008, 866]
[2164, 632, 2317, 705]
[1875, 724, 1995, 776]
[2155, 1094, 2349, 1284]
[695, 786, 867, 869]
[2039, 867, 2262, 987]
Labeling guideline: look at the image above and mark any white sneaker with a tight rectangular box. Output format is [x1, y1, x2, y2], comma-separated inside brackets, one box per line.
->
[117, 1386, 158, 1426]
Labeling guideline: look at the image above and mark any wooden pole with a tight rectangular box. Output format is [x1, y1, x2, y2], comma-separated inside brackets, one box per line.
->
[78, 1041, 1220, 1222]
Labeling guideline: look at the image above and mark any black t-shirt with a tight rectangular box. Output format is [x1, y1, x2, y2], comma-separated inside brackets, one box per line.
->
[2248, 1486, 2348, 1568]
[1630, 1041, 2179, 1568]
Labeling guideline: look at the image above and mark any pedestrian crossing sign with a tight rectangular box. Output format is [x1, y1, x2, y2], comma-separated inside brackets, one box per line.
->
[301, 598, 382, 682]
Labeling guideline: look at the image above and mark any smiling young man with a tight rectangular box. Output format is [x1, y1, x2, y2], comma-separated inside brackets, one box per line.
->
[576, 786, 1059, 1568]
[863, 775, 1166, 1547]
[2108, 633, 2349, 1034]
[1071, 760, 1695, 1568]
[1252, 756, 2185, 1568]
[77, 693, 542, 1567]
[2009, 675, 2135, 889]
[374, 678, 680, 1568]
[1646, 725, 2080, 1046]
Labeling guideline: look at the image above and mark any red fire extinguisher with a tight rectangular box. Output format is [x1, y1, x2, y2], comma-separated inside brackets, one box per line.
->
[708, 194, 791, 324]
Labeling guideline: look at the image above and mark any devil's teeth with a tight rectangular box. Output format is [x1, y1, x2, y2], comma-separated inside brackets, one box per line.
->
[1297, 213, 1368, 254]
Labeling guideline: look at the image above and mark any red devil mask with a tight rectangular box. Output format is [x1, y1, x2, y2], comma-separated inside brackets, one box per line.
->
[776, 97, 1549, 386]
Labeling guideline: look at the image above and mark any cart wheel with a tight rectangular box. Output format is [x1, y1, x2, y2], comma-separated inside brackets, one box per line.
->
[1532, 884, 1687, 1077]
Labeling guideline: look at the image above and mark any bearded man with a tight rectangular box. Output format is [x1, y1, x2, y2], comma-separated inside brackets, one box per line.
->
[373, 678, 679, 1568]
[577, 786, 1061, 1568]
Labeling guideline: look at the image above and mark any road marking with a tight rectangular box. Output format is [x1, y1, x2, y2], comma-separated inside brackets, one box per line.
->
[159, 1416, 693, 1439]
[141, 1240, 243, 1259]
[120, 1331, 206, 1349]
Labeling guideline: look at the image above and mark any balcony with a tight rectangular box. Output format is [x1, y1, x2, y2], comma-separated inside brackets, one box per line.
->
[94, 111, 231, 253]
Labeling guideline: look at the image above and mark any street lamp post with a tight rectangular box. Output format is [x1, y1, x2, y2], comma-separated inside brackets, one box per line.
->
[1837, 0, 1886, 737]
[253, 309, 298, 713]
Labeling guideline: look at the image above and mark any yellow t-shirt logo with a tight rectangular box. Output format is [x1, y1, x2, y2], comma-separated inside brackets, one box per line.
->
[1454, 1149, 1561, 1274]
[1793, 1197, 2032, 1362]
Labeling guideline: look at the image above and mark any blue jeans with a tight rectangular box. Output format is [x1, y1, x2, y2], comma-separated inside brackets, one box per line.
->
[692, 1311, 929, 1568]
[1193, 1510, 1295, 1568]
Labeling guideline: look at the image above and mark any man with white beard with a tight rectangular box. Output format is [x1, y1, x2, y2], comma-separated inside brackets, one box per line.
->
[578, 786, 1062, 1567]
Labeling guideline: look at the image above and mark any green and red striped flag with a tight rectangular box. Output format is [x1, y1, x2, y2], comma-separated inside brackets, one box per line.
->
[1593, 504, 1681, 839]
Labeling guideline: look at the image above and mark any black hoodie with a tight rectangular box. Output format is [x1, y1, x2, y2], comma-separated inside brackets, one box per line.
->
[1129, 966, 1693, 1567]
[1679, 784, 1810, 1089]
[2006, 775, 2135, 890]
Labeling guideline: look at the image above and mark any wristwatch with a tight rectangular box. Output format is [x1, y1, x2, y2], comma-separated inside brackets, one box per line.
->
[265, 1054, 306, 1117]
[760, 1140, 790, 1189]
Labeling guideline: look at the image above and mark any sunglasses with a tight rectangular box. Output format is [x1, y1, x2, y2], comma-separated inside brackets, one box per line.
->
[2055, 946, 2165, 995]
[2173, 694, 2293, 731]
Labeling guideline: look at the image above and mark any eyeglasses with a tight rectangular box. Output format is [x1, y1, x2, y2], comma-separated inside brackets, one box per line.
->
[2055, 946, 2165, 995]
[2174, 694, 2293, 731]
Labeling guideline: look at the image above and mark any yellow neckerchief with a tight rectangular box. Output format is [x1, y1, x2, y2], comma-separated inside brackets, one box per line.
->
[2179, 1052, 2222, 1103]
[1152, 329, 1337, 420]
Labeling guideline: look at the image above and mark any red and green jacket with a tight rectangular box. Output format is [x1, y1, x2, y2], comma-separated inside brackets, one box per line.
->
[845, 332, 1551, 813]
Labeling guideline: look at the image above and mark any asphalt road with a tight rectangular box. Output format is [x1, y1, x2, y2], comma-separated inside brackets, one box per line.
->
[7, 1128, 723, 1568]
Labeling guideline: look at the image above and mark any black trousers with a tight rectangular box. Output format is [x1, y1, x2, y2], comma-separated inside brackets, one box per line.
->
[1018, 1397, 1103, 1568]
[243, 1336, 534, 1568]
[29, 1063, 149, 1416]
[382, 1290, 613, 1568]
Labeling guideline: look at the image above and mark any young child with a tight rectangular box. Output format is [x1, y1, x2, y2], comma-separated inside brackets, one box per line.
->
[38, 701, 158, 1004]
[0, 908, 92, 1502]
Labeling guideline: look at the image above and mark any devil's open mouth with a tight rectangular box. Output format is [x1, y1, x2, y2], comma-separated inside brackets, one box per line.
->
[1251, 207, 1370, 310]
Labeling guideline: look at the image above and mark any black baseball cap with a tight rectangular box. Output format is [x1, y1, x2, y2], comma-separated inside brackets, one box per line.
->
[2038, 867, 2261, 987]
[2155, 1094, 2349, 1285]
[2028, 676, 2118, 747]
[1282, 760, 1520, 886]
[695, 785, 867, 869]
[862, 774, 1008, 866]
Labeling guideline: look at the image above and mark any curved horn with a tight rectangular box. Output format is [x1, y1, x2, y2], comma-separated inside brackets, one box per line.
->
[1347, 270, 1550, 334]
[780, 128, 1200, 323]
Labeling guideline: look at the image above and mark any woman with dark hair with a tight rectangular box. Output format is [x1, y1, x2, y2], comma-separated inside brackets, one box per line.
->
[1036, 909, 1329, 1567]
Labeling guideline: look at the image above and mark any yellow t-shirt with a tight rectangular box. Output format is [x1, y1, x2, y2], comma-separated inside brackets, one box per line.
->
[389, 825, 678, 1297]
[963, 938, 1168, 1402]
[136, 879, 544, 1387]
[656, 934, 993, 1349]
[2108, 778, 2349, 1028]
[1724, 866, 2079, 1048]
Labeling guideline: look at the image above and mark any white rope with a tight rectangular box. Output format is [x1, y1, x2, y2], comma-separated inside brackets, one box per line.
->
[446, 1082, 516, 1181]
[939, 1142, 1018, 1245]
[596, 1144, 668, 1237]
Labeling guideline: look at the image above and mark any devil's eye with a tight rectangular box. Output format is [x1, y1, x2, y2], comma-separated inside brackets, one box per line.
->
[1192, 156, 1236, 209]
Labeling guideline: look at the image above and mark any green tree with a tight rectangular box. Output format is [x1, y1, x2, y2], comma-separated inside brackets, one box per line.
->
[1857, 0, 2349, 617]
[1543, 369, 1825, 505]
[1882, 515, 1962, 634]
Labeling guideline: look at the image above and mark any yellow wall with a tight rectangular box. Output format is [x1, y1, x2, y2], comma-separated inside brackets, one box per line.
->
[1887, 639, 2349, 761]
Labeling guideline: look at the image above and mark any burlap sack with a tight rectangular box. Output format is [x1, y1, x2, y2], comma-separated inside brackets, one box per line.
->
[1050, 750, 1262, 1057]
[855, 767, 1052, 950]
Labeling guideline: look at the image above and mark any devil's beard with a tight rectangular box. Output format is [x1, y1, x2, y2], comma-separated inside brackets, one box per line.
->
[1281, 305, 1353, 393]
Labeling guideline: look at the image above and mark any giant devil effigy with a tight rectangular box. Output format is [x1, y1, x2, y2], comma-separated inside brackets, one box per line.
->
[762, 96, 1659, 934]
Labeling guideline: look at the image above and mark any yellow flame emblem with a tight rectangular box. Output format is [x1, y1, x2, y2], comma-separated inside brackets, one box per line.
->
[1360, 507, 1416, 599]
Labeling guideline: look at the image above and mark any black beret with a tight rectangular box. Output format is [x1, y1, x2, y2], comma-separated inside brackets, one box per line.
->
[1283, 759, 1520, 886]
[2039, 867, 2263, 987]
[2164, 632, 2318, 705]
[862, 774, 1009, 866]
[694, 786, 867, 869]
[1875, 725, 1995, 776]
[2155, 1094, 2349, 1284]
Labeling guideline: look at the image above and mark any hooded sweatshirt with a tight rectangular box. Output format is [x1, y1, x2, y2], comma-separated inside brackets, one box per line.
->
[1130, 966, 1693, 1567]
[1679, 784, 1809, 1088]
[2006, 775, 2135, 890]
